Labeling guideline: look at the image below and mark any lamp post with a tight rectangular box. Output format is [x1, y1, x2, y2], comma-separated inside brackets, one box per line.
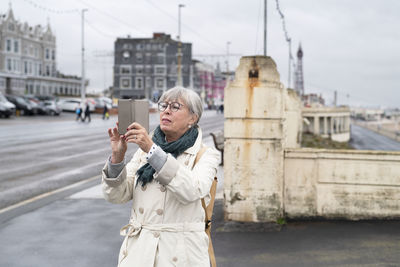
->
[177, 4, 185, 86]
[81, 9, 88, 105]
[264, 0, 267, 56]
[225, 41, 231, 88]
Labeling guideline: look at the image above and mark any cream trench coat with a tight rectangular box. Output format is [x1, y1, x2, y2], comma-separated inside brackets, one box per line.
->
[102, 128, 220, 267]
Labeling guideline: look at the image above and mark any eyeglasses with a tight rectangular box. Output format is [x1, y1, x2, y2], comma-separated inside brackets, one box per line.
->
[158, 101, 185, 112]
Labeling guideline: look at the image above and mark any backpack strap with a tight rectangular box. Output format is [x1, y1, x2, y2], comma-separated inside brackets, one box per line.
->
[194, 145, 218, 267]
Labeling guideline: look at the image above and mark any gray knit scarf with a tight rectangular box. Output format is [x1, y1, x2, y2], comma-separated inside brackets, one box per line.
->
[136, 125, 199, 187]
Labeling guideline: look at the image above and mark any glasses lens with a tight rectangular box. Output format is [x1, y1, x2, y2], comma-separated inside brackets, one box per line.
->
[158, 102, 167, 111]
[171, 102, 181, 112]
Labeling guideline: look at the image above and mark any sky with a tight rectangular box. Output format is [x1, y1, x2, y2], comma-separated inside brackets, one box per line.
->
[1, 0, 399, 108]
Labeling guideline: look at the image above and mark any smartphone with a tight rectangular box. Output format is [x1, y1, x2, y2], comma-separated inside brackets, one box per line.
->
[118, 99, 149, 135]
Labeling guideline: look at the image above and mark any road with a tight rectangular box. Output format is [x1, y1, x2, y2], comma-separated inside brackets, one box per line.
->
[349, 123, 400, 151]
[1, 114, 398, 210]
[0, 111, 224, 210]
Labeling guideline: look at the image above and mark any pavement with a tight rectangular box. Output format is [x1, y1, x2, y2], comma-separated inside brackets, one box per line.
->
[1, 136, 400, 266]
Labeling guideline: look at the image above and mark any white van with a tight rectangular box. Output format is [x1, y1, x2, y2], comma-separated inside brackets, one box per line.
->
[0, 92, 16, 115]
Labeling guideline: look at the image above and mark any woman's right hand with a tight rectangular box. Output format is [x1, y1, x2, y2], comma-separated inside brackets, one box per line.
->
[108, 122, 127, 164]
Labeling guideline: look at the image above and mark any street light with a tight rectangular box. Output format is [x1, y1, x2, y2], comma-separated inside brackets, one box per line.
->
[226, 41, 231, 73]
[177, 4, 185, 86]
[81, 9, 88, 105]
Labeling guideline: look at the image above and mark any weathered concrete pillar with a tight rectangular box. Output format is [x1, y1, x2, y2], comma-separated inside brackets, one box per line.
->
[313, 116, 319, 135]
[224, 56, 285, 222]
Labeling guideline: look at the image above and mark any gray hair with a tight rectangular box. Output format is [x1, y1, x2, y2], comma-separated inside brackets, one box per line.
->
[159, 86, 203, 124]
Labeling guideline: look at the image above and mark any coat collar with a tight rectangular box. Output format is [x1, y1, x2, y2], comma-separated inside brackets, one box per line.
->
[184, 126, 202, 155]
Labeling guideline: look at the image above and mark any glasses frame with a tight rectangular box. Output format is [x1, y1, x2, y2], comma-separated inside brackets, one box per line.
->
[158, 101, 185, 112]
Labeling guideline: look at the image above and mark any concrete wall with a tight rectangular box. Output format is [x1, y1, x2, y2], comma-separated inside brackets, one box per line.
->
[284, 148, 400, 220]
[223, 55, 400, 223]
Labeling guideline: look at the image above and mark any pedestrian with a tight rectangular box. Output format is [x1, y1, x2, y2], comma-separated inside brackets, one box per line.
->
[75, 105, 82, 121]
[102, 103, 109, 120]
[102, 86, 220, 266]
[82, 104, 91, 123]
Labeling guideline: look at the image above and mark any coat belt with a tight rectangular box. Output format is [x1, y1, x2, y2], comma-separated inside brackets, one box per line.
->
[120, 220, 204, 237]
[119, 221, 205, 263]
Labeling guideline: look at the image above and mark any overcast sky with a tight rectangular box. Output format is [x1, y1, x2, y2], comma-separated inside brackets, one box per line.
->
[2, 0, 399, 108]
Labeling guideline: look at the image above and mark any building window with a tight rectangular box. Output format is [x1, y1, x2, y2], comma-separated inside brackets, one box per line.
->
[35, 47, 38, 57]
[136, 53, 143, 63]
[145, 53, 151, 63]
[46, 48, 50, 59]
[8, 23, 14, 31]
[156, 78, 164, 89]
[120, 77, 131, 89]
[28, 62, 32, 74]
[155, 66, 166, 74]
[120, 65, 131, 74]
[123, 43, 132, 50]
[6, 59, 11, 71]
[39, 63, 42, 76]
[136, 43, 143, 51]
[146, 44, 151, 50]
[46, 65, 50, 76]
[122, 51, 130, 59]
[51, 50, 55, 60]
[6, 39, 12, 52]
[136, 66, 143, 75]
[145, 77, 151, 89]
[14, 40, 19, 53]
[24, 61, 28, 74]
[135, 77, 143, 89]
[157, 53, 165, 64]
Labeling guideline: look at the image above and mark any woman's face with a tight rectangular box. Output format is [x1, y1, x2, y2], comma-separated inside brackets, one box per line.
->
[159, 98, 197, 142]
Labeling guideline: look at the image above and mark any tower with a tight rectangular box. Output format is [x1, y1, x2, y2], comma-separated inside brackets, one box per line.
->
[294, 44, 304, 96]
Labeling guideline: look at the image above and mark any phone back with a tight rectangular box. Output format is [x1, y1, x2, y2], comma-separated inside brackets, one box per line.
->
[118, 99, 149, 134]
[118, 99, 133, 135]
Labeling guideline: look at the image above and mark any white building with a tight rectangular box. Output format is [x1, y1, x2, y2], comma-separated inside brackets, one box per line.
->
[0, 6, 84, 97]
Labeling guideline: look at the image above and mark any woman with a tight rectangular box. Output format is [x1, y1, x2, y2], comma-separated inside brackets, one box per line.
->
[102, 86, 220, 267]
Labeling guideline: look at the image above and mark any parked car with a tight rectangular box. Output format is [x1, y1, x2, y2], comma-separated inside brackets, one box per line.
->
[0, 102, 14, 118]
[0, 92, 16, 116]
[23, 96, 47, 115]
[59, 99, 81, 112]
[43, 100, 61, 116]
[94, 97, 112, 110]
[59, 98, 95, 112]
[5, 95, 35, 115]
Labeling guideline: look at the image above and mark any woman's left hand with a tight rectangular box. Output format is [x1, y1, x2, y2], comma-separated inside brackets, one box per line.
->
[124, 122, 153, 153]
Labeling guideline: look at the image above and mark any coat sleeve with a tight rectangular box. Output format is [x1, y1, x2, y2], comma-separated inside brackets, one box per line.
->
[101, 149, 142, 204]
[154, 147, 220, 205]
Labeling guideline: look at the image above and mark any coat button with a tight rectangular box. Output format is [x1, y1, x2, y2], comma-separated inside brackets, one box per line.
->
[184, 159, 189, 165]
[123, 250, 127, 256]
[172, 257, 178, 262]
[156, 209, 163, 216]
[139, 207, 144, 214]
[153, 232, 160, 238]
[141, 185, 147, 191]
[160, 186, 166, 192]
